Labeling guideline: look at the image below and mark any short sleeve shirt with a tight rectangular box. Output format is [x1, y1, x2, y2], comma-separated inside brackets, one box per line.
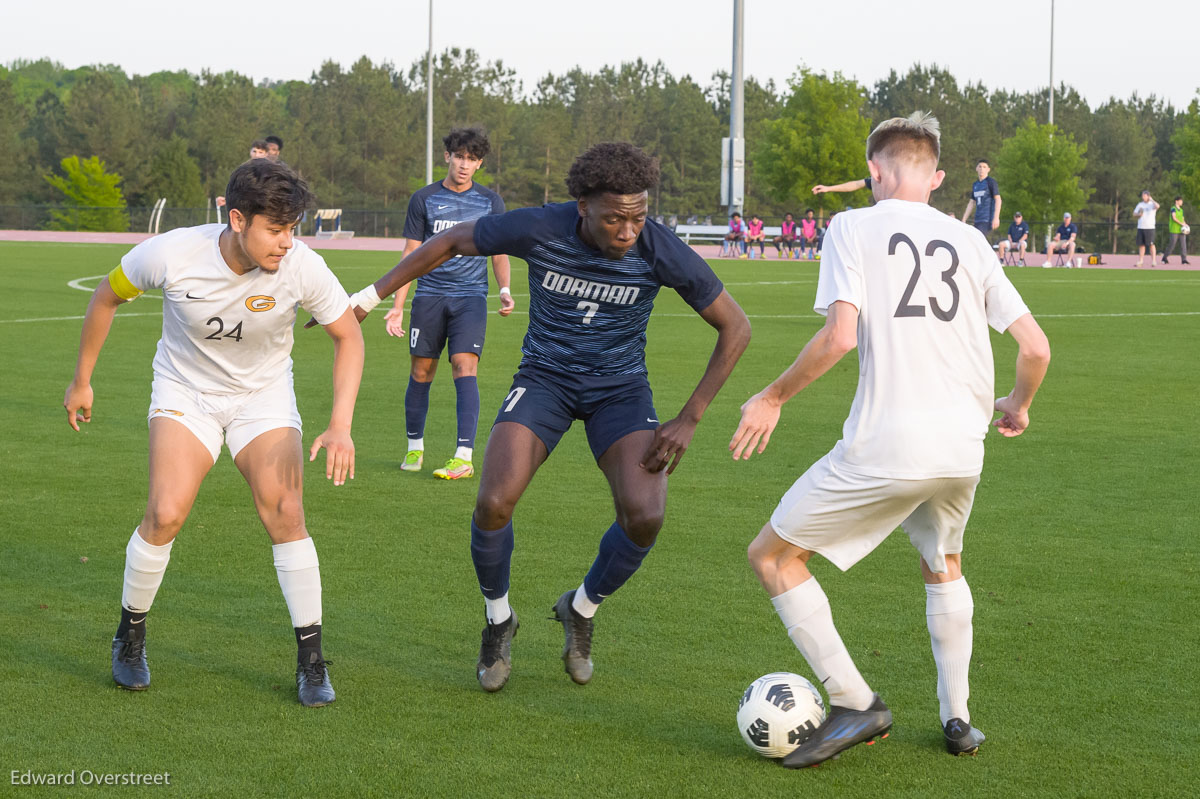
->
[119, 224, 350, 395]
[403, 181, 505, 297]
[1134, 201, 1157, 229]
[814, 199, 1030, 479]
[1007, 221, 1029, 241]
[1056, 223, 1077, 240]
[473, 203, 723, 377]
[971, 176, 1000, 224]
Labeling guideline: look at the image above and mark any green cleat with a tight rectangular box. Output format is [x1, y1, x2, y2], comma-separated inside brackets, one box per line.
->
[433, 457, 474, 480]
[401, 450, 423, 472]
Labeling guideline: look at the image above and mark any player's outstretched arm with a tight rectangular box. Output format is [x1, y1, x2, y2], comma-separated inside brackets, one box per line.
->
[993, 313, 1050, 438]
[305, 223, 480, 328]
[641, 290, 750, 475]
[384, 238, 421, 337]
[64, 278, 128, 431]
[812, 179, 866, 194]
[730, 300, 858, 460]
[491, 254, 515, 316]
[309, 306, 364, 485]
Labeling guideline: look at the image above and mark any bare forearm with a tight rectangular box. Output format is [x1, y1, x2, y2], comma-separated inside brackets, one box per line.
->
[764, 327, 851, 405]
[328, 334, 364, 430]
[678, 317, 750, 423]
[1012, 347, 1049, 411]
[373, 227, 474, 299]
[73, 283, 123, 384]
[491, 254, 511, 290]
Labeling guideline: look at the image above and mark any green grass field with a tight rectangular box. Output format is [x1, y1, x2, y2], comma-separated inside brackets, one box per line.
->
[1, 241, 1196, 798]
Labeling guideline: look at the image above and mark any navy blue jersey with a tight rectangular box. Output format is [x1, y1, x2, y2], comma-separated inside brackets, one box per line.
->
[1056, 223, 1078, 240]
[404, 181, 505, 298]
[1007, 220, 1029, 241]
[474, 202, 724, 377]
[971, 177, 1000, 225]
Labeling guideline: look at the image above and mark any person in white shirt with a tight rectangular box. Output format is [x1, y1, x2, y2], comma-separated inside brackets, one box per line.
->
[63, 159, 364, 707]
[730, 111, 1050, 768]
[1134, 190, 1160, 267]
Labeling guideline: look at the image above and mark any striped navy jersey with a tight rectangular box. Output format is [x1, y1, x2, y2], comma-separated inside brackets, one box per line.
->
[474, 202, 723, 377]
[404, 181, 505, 298]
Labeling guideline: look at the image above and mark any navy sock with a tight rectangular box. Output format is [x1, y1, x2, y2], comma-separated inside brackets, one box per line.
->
[454, 375, 480, 450]
[582, 522, 654, 604]
[405, 377, 432, 441]
[470, 519, 514, 600]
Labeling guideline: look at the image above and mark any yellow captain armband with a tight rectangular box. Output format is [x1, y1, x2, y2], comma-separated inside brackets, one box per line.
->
[107, 264, 144, 301]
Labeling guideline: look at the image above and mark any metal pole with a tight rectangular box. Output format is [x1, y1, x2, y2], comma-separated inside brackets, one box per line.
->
[1048, 0, 1055, 126]
[425, 0, 434, 185]
[729, 0, 744, 215]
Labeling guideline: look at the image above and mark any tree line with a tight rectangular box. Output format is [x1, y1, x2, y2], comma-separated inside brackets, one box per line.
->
[2, 53, 1199, 249]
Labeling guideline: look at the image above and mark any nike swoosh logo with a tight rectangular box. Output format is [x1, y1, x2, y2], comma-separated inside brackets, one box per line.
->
[299, 632, 319, 641]
[472, 344, 481, 348]
[130, 617, 146, 624]
[647, 418, 658, 423]
[185, 292, 204, 299]
[437, 204, 450, 209]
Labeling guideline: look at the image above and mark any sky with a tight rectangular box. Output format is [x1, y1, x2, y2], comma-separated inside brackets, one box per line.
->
[5, 0, 1199, 110]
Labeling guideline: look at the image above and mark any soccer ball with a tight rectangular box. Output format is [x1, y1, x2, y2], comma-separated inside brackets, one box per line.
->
[736, 672, 826, 758]
[1183, 224, 1191, 235]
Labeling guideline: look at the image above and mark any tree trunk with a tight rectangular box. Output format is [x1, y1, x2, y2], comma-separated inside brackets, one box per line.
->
[1112, 199, 1119, 255]
[543, 145, 551, 204]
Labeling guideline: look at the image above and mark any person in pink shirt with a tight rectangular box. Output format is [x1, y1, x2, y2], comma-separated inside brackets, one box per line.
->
[800, 209, 819, 259]
[773, 212, 798, 258]
[724, 213, 746, 257]
[744, 214, 766, 258]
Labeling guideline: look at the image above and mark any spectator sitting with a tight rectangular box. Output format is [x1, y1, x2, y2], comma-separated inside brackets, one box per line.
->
[724, 213, 745, 256]
[998, 211, 1030, 265]
[773, 212, 797, 258]
[800, 208, 818, 259]
[1044, 212, 1078, 267]
[743, 213, 766, 259]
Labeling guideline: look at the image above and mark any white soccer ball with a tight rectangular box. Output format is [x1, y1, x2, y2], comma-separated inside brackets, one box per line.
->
[1183, 224, 1191, 235]
[736, 672, 827, 758]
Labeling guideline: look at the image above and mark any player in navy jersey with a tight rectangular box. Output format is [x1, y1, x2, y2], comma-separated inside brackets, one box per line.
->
[385, 128, 514, 480]
[961, 159, 1001, 234]
[340, 142, 751, 692]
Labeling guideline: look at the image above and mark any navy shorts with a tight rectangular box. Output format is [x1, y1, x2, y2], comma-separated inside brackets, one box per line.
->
[973, 220, 992, 235]
[409, 295, 487, 359]
[494, 364, 660, 460]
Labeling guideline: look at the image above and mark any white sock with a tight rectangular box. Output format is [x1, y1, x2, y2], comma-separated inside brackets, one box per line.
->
[273, 537, 322, 628]
[121, 528, 173, 613]
[485, 593, 511, 625]
[408, 437, 424, 452]
[571, 582, 599, 618]
[926, 577, 974, 725]
[455, 446, 473, 462]
[771, 577, 874, 711]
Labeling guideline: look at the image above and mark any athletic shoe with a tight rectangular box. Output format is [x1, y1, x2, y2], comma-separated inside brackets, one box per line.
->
[401, 449, 423, 472]
[944, 718, 986, 755]
[296, 650, 336, 707]
[1162, 257, 1169, 264]
[433, 457, 474, 480]
[477, 611, 518, 692]
[111, 630, 150, 690]
[551, 590, 594, 684]
[781, 694, 892, 769]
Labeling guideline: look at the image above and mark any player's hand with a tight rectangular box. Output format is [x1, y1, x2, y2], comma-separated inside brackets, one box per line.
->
[992, 393, 1030, 438]
[63, 381, 93, 431]
[640, 416, 698, 475]
[730, 391, 781, 460]
[811, 185, 828, 194]
[310, 426, 355, 485]
[991, 218, 1000, 230]
[384, 307, 406, 337]
[215, 196, 226, 208]
[498, 292, 515, 317]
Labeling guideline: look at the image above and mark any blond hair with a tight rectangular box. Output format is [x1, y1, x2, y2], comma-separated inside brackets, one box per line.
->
[866, 111, 941, 165]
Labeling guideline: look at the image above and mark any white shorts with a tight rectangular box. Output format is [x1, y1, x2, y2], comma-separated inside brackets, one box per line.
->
[147, 376, 301, 463]
[769, 454, 979, 573]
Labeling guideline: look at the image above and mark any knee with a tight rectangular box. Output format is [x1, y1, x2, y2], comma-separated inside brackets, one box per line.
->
[141, 502, 189, 539]
[747, 537, 777, 582]
[474, 490, 515, 530]
[410, 362, 436, 382]
[617, 506, 664, 547]
[450, 358, 478, 380]
[261, 495, 307, 537]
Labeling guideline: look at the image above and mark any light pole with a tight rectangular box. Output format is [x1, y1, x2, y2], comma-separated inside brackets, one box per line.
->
[1048, 0, 1055, 126]
[425, 0, 434, 185]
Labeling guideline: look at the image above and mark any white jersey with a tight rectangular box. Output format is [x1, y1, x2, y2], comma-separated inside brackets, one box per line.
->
[1134, 201, 1157, 229]
[815, 199, 1030, 479]
[120, 224, 350, 395]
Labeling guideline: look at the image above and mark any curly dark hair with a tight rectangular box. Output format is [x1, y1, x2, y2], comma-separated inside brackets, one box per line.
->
[224, 159, 314, 225]
[443, 127, 490, 159]
[566, 142, 660, 199]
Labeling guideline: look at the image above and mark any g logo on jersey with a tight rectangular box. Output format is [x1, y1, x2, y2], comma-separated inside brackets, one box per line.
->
[245, 295, 276, 312]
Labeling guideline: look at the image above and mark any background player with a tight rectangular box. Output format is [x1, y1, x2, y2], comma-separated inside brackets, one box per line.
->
[730, 112, 1050, 767]
[744, 213, 766, 258]
[961, 158, 1001, 233]
[339, 142, 751, 693]
[384, 127, 514, 480]
[64, 160, 363, 708]
[773, 212, 797, 258]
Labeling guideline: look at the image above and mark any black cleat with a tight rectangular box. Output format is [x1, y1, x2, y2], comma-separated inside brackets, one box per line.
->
[477, 611, 518, 693]
[944, 718, 985, 755]
[111, 630, 150, 690]
[781, 694, 892, 768]
[296, 650, 336, 707]
[551, 590, 594, 684]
